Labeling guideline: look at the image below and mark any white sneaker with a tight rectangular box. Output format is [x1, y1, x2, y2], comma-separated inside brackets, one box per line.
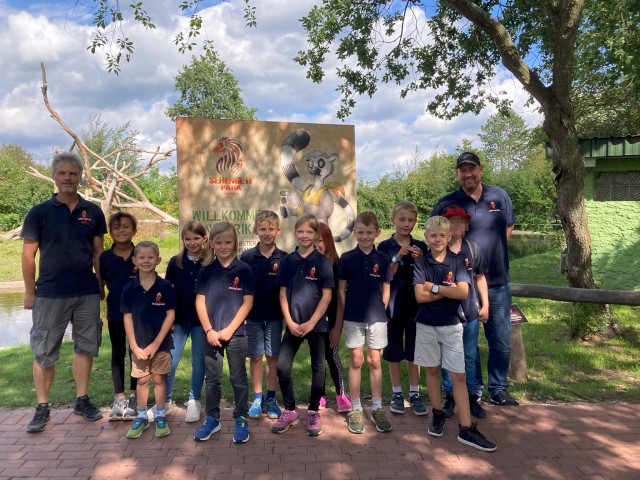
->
[185, 399, 202, 423]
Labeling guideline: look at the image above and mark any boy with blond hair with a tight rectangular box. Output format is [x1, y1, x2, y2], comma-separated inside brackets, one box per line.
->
[240, 210, 286, 420]
[413, 216, 496, 451]
[336, 211, 393, 434]
[378, 201, 429, 415]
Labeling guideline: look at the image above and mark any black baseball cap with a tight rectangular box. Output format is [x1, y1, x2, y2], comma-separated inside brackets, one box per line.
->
[456, 152, 481, 167]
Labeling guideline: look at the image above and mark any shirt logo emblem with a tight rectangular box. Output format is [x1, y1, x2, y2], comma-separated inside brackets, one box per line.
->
[78, 210, 92, 225]
[269, 263, 279, 276]
[131, 266, 138, 278]
[370, 264, 381, 278]
[464, 258, 471, 270]
[229, 276, 242, 291]
[306, 267, 317, 280]
[152, 292, 165, 306]
[444, 271, 454, 285]
[489, 201, 501, 212]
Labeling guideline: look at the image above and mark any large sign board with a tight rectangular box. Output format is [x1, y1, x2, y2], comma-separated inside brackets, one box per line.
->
[176, 118, 357, 253]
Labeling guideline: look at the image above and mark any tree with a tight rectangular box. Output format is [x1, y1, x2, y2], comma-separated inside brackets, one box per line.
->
[479, 109, 531, 171]
[0, 145, 52, 231]
[292, 0, 638, 291]
[165, 50, 257, 121]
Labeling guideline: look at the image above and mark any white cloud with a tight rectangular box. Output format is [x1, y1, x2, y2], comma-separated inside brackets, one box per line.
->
[0, 0, 543, 177]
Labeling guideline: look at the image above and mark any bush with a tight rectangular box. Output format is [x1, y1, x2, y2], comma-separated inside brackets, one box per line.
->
[560, 303, 612, 340]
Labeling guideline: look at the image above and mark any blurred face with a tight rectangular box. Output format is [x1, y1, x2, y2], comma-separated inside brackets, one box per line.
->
[133, 247, 161, 273]
[110, 218, 136, 245]
[183, 231, 207, 256]
[255, 221, 280, 247]
[448, 217, 469, 239]
[355, 222, 380, 249]
[315, 235, 327, 255]
[53, 161, 81, 194]
[391, 209, 417, 236]
[296, 221, 317, 250]
[425, 227, 451, 254]
[211, 230, 236, 261]
[455, 163, 483, 194]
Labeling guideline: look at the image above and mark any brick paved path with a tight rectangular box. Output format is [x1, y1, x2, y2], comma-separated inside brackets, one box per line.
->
[1, 403, 639, 479]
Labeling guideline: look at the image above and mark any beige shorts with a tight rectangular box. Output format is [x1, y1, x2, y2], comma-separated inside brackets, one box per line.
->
[344, 320, 388, 350]
[414, 323, 465, 372]
[131, 351, 171, 378]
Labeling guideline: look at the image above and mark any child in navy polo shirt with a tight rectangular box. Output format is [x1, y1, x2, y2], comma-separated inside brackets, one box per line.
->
[378, 201, 429, 415]
[316, 222, 351, 413]
[336, 211, 392, 434]
[193, 222, 255, 444]
[413, 216, 496, 452]
[440, 206, 489, 420]
[100, 212, 139, 421]
[272, 214, 333, 437]
[162, 221, 209, 423]
[121, 241, 176, 440]
[239, 210, 286, 421]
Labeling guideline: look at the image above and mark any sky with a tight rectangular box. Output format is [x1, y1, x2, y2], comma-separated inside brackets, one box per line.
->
[0, 0, 543, 180]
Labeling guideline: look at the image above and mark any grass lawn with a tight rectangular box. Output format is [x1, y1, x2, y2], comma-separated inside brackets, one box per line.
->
[1, 231, 639, 408]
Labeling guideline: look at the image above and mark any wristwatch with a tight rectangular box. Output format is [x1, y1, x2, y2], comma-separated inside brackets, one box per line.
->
[391, 255, 403, 265]
[431, 284, 440, 294]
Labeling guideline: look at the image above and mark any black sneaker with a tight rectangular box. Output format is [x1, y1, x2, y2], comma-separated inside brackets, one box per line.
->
[490, 390, 519, 406]
[428, 408, 446, 437]
[457, 422, 497, 451]
[27, 403, 50, 433]
[441, 394, 455, 418]
[390, 392, 405, 414]
[469, 394, 487, 418]
[74, 396, 103, 421]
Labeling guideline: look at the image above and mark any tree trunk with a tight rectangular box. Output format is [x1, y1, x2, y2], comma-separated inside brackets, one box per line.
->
[543, 104, 597, 289]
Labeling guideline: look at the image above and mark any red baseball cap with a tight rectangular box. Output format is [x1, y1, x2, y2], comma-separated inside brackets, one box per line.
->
[442, 205, 471, 221]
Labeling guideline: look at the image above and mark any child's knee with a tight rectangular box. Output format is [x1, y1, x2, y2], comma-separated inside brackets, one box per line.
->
[350, 349, 364, 368]
[366, 349, 382, 369]
[151, 373, 166, 385]
[137, 374, 151, 386]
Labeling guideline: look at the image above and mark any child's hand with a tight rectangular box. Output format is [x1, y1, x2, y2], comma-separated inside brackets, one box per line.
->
[410, 246, 423, 259]
[142, 343, 159, 359]
[298, 322, 314, 337]
[286, 320, 301, 334]
[396, 245, 414, 259]
[329, 325, 342, 349]
[205, 329, 222, 347]
[479, 305, 489, 323]
[218, 327, 233, 343]
[132, 346, 147, 361]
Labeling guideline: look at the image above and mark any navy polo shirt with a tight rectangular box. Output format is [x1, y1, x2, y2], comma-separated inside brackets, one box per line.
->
[120, 275, 176, 351]
[99, 245, 137, 322]
[432, 184, 514, 288]
[276, 249, 334, 333]
[337, 245, 392, 323]
[240, 245, 287, 322]
[456, 239, 487, 321]
[413, 250, 471, 326]
[194, 258, 255, 337]
[165, 255, 203, 327]
[378, 235, 429, 320]
[21, 194, 107, 297]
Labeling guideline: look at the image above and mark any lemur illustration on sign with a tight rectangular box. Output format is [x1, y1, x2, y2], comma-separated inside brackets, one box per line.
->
[279, 130, 355, 242]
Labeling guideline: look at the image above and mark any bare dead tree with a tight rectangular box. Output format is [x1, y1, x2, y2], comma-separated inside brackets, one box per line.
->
[36, 62, 178, 225]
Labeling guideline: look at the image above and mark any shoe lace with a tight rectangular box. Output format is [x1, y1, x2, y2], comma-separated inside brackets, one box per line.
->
[308, 412, 319, 426]
[133, 417, 146, 428]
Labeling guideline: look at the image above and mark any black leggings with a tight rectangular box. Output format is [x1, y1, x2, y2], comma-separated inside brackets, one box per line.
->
[323, 337, 346, 396]
[277, 330, 326, 411]
[107, 321, 137, 395]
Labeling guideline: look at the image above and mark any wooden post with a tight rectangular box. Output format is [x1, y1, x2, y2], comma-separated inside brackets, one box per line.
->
[509, 323, 527, 382]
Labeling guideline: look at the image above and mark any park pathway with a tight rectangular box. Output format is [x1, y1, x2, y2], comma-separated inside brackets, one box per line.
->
[1, 402, 639, 479]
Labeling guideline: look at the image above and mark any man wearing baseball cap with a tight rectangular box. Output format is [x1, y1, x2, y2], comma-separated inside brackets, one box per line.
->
[431, 152, 518, 407]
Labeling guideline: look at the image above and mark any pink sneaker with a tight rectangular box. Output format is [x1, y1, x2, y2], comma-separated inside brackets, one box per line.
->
[336, 394, 352, 413]
[319, 396, 327, 410]
[271, 409, 299, 434]
[306, 410, 323, 436]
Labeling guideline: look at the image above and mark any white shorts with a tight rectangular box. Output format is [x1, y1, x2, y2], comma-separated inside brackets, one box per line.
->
[344, 320, 388, 350]
[414, 323, 465, 372]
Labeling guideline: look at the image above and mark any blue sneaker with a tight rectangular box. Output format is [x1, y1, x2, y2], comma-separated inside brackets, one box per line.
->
[233, 416, 250, 443]
[248, 398, 263, 419]
[194, 416, 221, 442]
[265, 397, 282, 419]
[410, 393, 428, 416]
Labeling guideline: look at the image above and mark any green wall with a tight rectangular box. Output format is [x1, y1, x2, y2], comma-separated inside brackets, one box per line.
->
[584, 157, 640, 200]
[586, 200, 640, 291]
